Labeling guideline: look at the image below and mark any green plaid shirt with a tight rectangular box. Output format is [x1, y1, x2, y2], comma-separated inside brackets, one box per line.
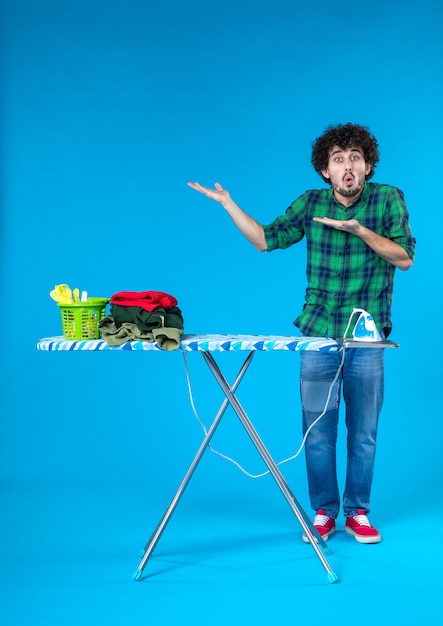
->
[263, 183, 416, 338]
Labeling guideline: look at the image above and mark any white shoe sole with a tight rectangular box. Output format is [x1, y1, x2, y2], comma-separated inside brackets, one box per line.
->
[345, 526, 381, 543]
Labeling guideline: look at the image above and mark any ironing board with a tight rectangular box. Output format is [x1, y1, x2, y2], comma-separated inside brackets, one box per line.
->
[36, 333, 399, 584]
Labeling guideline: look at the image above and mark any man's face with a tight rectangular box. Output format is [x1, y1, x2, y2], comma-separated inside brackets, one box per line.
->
[321, 146, 371, 206]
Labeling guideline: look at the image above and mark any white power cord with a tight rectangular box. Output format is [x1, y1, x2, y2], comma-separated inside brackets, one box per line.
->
[182, 343, 346, 480]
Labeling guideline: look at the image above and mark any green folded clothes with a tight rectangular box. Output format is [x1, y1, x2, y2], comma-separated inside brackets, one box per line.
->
[98, 317, 182, 350]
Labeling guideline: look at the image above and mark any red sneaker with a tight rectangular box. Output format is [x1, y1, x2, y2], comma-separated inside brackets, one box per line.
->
[345, 510, 381, 544]
[303, 510, 336, 543]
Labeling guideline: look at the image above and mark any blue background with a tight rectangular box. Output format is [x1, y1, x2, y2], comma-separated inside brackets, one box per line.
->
[1, 0, 442, 623]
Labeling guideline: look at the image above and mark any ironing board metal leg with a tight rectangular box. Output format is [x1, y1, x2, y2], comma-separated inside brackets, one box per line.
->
[201, 351, 339, 583]
[133, 351, 255, 581]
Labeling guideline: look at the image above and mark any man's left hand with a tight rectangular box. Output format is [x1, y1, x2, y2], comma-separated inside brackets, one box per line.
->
[313, 216, 361, 235]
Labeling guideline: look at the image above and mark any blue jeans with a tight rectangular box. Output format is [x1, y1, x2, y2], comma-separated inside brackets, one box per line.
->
[300, 347, 384, 518]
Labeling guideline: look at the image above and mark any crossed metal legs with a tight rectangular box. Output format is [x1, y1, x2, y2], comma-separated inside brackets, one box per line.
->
[133, 350, 339, 584]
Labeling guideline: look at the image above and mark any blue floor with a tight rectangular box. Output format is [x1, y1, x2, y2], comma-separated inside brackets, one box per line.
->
[2, 475, 442, 625]
[2, 346, 441, 623]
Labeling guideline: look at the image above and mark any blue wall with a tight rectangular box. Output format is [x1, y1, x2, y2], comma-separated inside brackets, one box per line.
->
[1, 0, 441, 526]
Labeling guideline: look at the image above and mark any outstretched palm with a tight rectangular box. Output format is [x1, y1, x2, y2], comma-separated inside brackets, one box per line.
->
[187, 181, 231, 205]
[313, 216, 361, 234]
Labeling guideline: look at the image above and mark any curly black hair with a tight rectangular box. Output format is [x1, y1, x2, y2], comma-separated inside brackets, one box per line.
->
[311, 123, 380, 183]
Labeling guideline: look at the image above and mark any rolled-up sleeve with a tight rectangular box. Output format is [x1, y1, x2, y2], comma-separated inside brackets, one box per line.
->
[383, 188, 416, 261]
[263, 196, 307, 251]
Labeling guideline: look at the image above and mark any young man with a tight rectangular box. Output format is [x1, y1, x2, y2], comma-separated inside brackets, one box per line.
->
[187, 123, 415, 544]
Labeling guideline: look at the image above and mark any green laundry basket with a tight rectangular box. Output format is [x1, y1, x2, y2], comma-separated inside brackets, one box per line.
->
[57, 298, 108, 340]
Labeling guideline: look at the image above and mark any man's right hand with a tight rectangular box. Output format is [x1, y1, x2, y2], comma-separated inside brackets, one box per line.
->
[187, 180, 267, 251]
[187, 181, 231, 206]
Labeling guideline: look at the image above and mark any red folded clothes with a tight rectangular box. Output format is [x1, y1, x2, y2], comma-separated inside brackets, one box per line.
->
[110, 290, 178, 312]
